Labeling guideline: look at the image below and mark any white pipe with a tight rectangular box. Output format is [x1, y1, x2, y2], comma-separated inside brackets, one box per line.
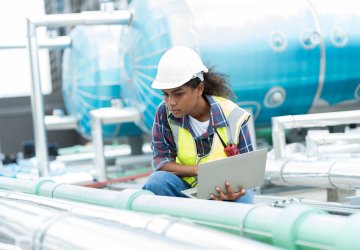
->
[266, 158, 360, 189]
[0, 36, 71, 49]
[56, 143, 152, 166]
[26, 18, 49, 177]
[272, 110, 360, 159]
[90, 107, 141, 181]
[115, 153, 152, 169]
[0, 199, 193, 250]
[307, 132, 360, 157]
[44, 115, 77, 130]
[0, 190, 275, 250]
[30, 11, 131, 27]
[318, 143, 360, 154]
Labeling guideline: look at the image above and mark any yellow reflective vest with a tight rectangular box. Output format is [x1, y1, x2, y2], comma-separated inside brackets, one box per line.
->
[167, 96, 250, 187]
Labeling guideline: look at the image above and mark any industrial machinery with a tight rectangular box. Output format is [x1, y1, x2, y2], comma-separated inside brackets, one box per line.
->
[1, 1, 360, 248]
[62, 0, 360, 136]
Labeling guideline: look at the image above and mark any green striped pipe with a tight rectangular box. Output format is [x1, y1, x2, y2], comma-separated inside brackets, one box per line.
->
[0, 176, 359, 249]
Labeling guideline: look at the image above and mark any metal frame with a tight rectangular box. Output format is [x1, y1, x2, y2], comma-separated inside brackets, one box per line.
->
[90, 106, 141, 181]
[26, 11, 131, 177]
[271, 110, 360, 159]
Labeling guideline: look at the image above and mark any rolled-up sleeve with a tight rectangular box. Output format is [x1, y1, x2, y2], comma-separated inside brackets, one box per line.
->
[237, 121, 254, 153]
[151, 103, 177, 170]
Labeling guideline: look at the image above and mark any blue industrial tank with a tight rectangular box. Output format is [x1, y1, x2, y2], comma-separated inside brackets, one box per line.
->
[119, 0, 360, 133]
[62, 25, 142, 140]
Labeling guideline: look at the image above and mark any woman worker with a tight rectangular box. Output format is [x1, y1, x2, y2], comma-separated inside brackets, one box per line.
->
[143, 46, 254, 203]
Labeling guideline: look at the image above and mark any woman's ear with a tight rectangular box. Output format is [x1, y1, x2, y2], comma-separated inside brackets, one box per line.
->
[197, 82, 204, 96]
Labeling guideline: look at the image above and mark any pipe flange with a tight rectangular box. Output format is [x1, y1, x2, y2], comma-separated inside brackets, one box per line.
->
[330, 27, 348, 48]
[279, 159, 292, 186]
[327, 161, 339, 189]
[239, 204, 263, 236]
[269, 31, 287, 52]
[51, 182, 67, 198]
[33, 212, 70, 249]
[264, 86, 286, 108]
[300, 29, 320, 50]
[273, 205, 325, 249]
[113, 189, 154, 210]
[33, 178, 55, 196]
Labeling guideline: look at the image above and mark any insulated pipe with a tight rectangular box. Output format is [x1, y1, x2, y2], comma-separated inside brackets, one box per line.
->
[0, 190, 276, 250]
[90, 107, 141, 181]
[0, 199, 196, 250]
[266, 158, 360, 189]
[272, 110, 360, 159]
[0, 36, 71, 49]
[318, 143, 360, 155]
[26, 11, 131, 177]
[0, 176, 152, 209]
[1, 177, 360, 249]
[130, 195, 360, 249]
[306, 132, 360, 157]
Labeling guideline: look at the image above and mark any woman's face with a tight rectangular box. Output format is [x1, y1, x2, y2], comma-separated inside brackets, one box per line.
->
[162, 84, 203, 118]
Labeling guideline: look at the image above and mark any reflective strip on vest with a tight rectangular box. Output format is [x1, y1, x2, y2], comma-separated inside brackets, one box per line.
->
[167, 96, 250, 187]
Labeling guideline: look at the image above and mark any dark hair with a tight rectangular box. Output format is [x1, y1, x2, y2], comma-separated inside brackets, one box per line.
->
[185, 67, 234, 99]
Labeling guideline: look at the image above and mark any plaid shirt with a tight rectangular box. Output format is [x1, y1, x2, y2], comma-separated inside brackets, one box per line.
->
[151, 95, 253, 170]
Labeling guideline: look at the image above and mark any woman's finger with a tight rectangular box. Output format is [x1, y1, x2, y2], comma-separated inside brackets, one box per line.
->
[216, 186, 227, 200]
[225, 181, 234, 194]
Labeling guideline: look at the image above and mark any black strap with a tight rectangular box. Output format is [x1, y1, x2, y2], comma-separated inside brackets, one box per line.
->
[214, 127, 227, 148]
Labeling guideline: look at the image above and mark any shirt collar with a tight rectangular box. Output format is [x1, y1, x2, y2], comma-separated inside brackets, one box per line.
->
[167, 95, 228, 137]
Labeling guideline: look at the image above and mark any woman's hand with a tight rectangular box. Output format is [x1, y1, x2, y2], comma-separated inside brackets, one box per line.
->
[210, 181, 246, 201]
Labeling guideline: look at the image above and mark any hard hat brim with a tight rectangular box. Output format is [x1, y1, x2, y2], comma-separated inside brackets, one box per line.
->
[151, 67, 208, 89]
[151, 75, 192, 90]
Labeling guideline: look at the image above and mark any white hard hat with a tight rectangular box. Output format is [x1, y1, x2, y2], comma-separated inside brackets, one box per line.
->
[151, 46, 208, 89]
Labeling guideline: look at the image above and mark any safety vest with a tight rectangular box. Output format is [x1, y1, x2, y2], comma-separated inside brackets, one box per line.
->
[167, 96, 250, 187]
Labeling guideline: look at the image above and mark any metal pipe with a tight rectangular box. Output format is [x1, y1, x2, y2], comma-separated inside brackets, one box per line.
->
[0, 199, 195, 250]
[272, 110, 360, 159]
[30, 11, 131, 27]
[254, 195, 360, 215]
[57, 144, 151, 165]
[26, 11, 131, 178]
[0, 190, 276, 250]
[90, 107, 141, 181]
[318, 143, 360, 154]
[100, 0, 116, 12]
[48, 172, 94, 185]
[26, 18, 49, 177]
[1, 177, 360, 249]
[44, 115, 77, 130]
[131, 195, 360, 249]
[0, 36, 71, 49]
[307, 133, 360, 157]
[266, 158, 360, 189]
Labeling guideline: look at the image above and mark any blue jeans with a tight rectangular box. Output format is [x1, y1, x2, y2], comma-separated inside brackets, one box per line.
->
[142, 171, 254, 203]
